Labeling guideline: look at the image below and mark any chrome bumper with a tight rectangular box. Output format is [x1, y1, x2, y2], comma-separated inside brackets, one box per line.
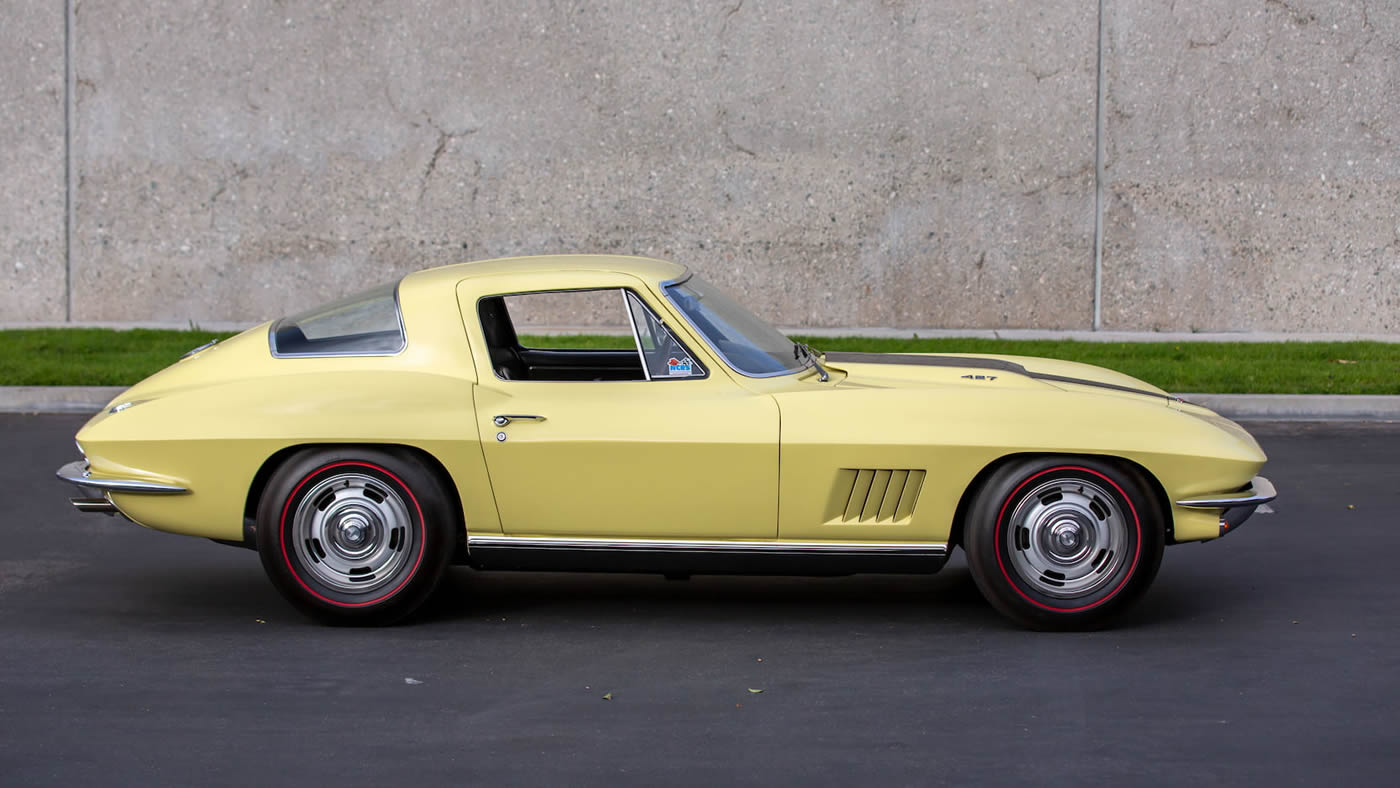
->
[56, 459, 189, 516]
[1176, 475, 1276, 538]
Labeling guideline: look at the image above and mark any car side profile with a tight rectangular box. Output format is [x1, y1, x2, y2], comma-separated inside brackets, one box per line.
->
[58, 255, 1275, 629]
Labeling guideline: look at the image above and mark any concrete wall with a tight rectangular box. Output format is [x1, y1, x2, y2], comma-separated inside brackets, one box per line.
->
[1, 0, 1395, 332]
[1102, 0, 1400, 332]
[1, 0, 66, 321]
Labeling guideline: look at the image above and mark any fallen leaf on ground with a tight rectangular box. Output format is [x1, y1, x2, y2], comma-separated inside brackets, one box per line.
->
[1347, 504, 1356, 510]
[404, 678, 423, 685]
[602, 692, 612, 701]
[747, 688, 764, 694]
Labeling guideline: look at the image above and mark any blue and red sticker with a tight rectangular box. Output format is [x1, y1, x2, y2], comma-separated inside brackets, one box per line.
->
[665, 357, 694, 376]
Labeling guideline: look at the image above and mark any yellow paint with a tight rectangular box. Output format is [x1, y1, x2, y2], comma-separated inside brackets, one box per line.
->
[74, 255, 1265, 548]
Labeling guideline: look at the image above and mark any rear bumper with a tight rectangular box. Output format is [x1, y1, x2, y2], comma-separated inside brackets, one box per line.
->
[56, 459, 189, 516]
[1176, 475, 1277, 538]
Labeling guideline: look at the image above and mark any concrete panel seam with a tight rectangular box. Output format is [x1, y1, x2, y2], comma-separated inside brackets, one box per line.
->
[63, 0, 74, 322]
[1092, 0, 1106, 331]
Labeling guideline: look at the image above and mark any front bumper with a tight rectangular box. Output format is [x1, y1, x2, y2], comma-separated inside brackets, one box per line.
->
[56, 459, 189, 516]
[1176, 475, 1277, 538]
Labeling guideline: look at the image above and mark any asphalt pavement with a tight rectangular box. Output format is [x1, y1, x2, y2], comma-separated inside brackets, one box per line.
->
[2, 415, 1398, 786]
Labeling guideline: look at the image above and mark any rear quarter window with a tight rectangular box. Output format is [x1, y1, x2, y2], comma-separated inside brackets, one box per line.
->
[270, 282, 406, 357]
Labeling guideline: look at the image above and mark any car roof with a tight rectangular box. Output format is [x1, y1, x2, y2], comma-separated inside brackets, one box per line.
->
[404, 254, 689, 289]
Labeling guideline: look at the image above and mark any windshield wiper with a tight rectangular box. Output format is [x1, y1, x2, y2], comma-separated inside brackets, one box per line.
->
[793, 341, 830, 382]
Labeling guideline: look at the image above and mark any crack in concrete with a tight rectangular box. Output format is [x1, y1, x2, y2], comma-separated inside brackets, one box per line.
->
[1342, 36, 1375, 66]
[719, 0, 744, 37]
[1025, 65, 1064, 83]
[1264, 0, 1317, 26]
[717, 108, 757, 157]
[382, 84, 419, 127]
[424, 134, 450, 183]
[208, 166, 248, 229]
[1341, 3, 1378, 66]
[1021, 163, 1095, 197]
[1187, 27, 1233, 49]
[419, 115, 481, 202]
[74, 76, 96, 105]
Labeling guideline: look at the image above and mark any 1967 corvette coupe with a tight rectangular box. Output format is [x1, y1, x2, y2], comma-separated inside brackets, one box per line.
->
[58, 255, 1274, 629]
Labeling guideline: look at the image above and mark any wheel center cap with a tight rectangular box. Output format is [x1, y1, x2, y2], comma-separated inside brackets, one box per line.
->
[339, 515, 369, 546]
[1050, 520, 1083, 554]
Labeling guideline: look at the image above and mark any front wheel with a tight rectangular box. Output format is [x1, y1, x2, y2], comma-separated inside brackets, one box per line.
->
[255, 448, 457, 625]
[964, 457, 1165, 631]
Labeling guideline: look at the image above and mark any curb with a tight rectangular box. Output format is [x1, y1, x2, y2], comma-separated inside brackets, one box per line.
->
[1, 386, 1396, 422]
[1178, 394, 1400, 422]
[0, 387, 127, 414]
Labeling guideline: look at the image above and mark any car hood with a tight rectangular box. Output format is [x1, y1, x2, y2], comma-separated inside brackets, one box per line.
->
[821, 351, 1176, 404]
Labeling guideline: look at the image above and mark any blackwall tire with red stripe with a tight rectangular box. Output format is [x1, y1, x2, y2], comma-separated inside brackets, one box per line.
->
[964, 457, 1165, 631]
[255, 448, 456, 625]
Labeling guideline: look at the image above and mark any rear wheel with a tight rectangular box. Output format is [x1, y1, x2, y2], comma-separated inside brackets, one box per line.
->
[255, 447, 456, 625]
[964, 457, 1164, 630]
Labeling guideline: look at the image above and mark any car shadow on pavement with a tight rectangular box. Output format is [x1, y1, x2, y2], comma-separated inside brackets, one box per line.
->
[96, 551, 1241, 633]
[419, 546, 1246, 631]
[416, 562, 1004, 627]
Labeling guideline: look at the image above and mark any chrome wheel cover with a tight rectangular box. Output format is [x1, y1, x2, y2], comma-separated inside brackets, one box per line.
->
[1005, 478, 1129, 599]
[290, 472, 415, 595]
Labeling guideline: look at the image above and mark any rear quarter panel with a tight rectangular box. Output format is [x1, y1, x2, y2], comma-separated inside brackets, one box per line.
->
[77, 273, 498, 541]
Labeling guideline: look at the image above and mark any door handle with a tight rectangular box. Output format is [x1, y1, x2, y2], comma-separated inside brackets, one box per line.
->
[493, 414, 546, 426]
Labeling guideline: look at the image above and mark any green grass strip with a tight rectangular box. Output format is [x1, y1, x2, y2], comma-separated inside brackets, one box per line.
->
[0, 329, 234, 387]
[1, 329, 1396, 394]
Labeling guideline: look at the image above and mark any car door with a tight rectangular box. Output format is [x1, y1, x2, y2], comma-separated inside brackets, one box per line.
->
[459, 276, 779, 539]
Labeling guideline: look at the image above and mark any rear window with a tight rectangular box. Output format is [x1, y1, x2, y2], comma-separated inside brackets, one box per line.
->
[270, 282, 406, 357]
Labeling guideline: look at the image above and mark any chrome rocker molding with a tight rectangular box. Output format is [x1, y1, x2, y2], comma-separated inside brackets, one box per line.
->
[465, 535, 949, 576]
[469, 536, 949, 554]
[1175, 475, 1276, 538]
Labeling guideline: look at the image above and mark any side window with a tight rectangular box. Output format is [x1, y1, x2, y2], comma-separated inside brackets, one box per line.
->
[271, 282, 405, 357]
[478, 288, 706, 382]
[626, 292, 707, 380]
[503, 289, 636, 350]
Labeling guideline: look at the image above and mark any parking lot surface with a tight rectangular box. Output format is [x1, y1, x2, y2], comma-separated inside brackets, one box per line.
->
[2, 415, 1397, 786]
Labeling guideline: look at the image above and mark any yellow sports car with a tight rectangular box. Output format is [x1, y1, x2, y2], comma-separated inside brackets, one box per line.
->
[57, 255, 1274, 629]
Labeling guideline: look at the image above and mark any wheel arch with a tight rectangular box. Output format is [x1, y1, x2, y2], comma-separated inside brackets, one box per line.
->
[244, 443, 467, 552]
[947, 452, 1173, 551]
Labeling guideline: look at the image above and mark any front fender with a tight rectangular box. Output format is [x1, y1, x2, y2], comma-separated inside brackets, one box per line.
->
[774, 384, 1265, 543]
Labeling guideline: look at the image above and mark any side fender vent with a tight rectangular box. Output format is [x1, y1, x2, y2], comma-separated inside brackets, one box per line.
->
[828, 469, 926, 524]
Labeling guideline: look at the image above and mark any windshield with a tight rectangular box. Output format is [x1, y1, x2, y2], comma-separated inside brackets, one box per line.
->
[662, 275, 805, 377]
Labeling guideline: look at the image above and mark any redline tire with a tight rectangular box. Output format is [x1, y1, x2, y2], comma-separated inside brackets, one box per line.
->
[964, 457, 1165, 631]
[255, 447, 456, 625]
